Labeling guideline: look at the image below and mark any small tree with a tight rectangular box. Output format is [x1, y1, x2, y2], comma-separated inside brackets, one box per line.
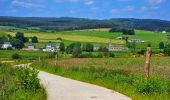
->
[32, 36, 38, 43]
[60, 43, 65, 53]
[147, 43, 151, 47]
[12, 53, 21, 59]
[164, 44, 170, 56]
[85, 43, 93, 52]
[10, 38, 24, 49]
[159, 42, 164, 50]
[16, 32, 28, 43]
[72, 47, 82, 57]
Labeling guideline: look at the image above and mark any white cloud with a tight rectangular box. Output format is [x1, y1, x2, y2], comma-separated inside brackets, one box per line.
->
[111, 5, 134, 14]
[147, 0, 165, 5]
[84, 0, 94, 5]
[55, 0, 80, 3]
[11, 0, 43, 8]
[141, 6, 159, 12]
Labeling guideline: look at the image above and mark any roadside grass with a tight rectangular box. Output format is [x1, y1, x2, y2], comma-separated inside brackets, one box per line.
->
[0, 63, 46, 100]
[0, 50, 51, 60]
[32, 57, 170, 100]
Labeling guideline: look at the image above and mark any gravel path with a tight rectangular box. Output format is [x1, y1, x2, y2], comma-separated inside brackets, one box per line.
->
[38, 71, 132, 100]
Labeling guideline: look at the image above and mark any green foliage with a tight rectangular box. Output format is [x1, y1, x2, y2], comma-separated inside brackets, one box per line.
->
[83, 43, 94, 52]
[10, 38, 24, 49]
[122, 29, 135, 35]
[0, 63, 46, 100]
[56, 37, 62, 41]
[159, 42, 164, 49]
[16, 67, 41, 91]
[12, 53, 21, 59]
[66, 42, 81, 54]
[135, 76, 169, 94]
[72, 47, 82, 57]
[60, 42, 65, 53]
[32, 36, 38, 43]
[164, 43, 170, 56]
[16, 32, 28, 43]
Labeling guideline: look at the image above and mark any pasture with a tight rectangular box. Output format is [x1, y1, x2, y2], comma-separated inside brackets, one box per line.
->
[0, 50, 51, 60]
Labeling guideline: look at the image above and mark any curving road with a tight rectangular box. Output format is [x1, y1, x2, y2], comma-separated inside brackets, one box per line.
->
[38, 71, 132, 100]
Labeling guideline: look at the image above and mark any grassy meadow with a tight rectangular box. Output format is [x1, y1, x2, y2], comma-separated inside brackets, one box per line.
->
[32, 57, 170, 100]
[0, 50, 51, 60]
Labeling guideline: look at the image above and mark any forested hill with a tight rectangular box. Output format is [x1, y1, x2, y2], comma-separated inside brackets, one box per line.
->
[0, 16, 170, 32]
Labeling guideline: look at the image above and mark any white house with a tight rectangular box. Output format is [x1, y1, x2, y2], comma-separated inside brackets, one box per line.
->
[22, 44, 38, 51]
[162, 31, 167, 34]
[43, 44, 55, 52]
[128, 39, 142, 43]
[108, 39, 129, 52]
[93, 44, 101, 51]
[116, 36, 123, 40]
[1, 42, 12, 49]
[56, 44, 60, 50]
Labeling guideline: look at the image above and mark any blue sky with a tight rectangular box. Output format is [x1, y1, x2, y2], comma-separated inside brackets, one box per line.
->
[0, 0, 170, 20]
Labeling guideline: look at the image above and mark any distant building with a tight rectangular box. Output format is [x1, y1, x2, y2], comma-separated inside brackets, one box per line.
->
[116, 36, 123, 40]
[93, 44, 101, 51]
[43, 44, 55, 52]
[162, 31, 167, 34]
[22, 44, 38, 51]
[108, 39, 129, 52]
[56, 44, 60, 50]
[128, 39, 142, 43]
[1, 42, 12, 49]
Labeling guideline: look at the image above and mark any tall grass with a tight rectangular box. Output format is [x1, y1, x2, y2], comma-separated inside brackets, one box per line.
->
[0, 63, 46, 100]
[32, 58, 170, 100]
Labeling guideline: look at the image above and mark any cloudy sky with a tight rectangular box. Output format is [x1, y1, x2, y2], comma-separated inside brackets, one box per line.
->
[0, 0, 169, 20]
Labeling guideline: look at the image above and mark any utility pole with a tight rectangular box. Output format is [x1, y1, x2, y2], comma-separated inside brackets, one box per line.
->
[145, 47, 151, 79]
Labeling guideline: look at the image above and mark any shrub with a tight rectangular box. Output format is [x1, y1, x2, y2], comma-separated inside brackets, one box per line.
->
[135, 76, 169, 94]
[12, 53, 21, 59]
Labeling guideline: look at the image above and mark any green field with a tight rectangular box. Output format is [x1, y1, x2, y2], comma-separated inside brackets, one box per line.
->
[0, 50, 51, 60]
[5, 29, 168, 50]
[33, 57, 170, 100]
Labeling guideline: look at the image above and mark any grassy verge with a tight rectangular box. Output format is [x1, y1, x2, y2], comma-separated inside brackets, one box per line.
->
[0, 63, 47, 100]
[32, 58, 170, 100]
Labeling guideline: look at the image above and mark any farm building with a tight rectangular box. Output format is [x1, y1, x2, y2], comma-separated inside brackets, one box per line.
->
[128, 39, 143, 43]
[43, 44, 55, 52]
[108, 39, 129, 51]
[22, 44, 38, 51]
[1, 42, 12, 49]
[116, 36, 123, 40]
[108, 45, 129, 52]
[56, 44, 60, 50]
[93, 44, 101, 51]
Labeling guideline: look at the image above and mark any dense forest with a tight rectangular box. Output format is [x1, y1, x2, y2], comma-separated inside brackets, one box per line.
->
[0, 16, 170, 32]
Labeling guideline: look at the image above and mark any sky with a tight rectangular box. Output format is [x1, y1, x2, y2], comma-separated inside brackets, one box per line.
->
[0, 0, 170, 20]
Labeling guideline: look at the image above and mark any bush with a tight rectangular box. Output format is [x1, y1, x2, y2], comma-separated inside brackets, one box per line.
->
[135, 76, 169, 94]
[12, 53, 21, 59]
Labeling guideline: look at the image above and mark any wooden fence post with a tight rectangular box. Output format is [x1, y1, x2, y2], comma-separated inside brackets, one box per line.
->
[145, 47, 151, 79]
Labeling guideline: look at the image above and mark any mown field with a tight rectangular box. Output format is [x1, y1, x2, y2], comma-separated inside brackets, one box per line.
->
[32, 57, 170, 100]
[0, 50, 51, 60]
[0, 63, 46, 100]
